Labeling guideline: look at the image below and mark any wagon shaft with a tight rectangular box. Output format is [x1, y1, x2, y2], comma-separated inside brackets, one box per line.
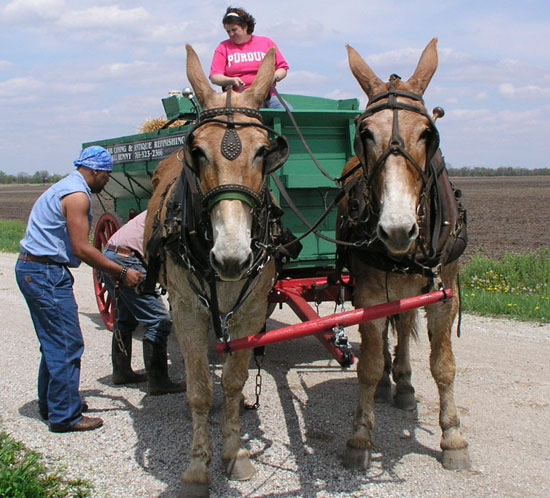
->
[216, 288, 453, 360]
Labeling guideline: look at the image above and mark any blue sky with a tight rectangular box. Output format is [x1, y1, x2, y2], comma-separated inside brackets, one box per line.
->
[1, 0, 550, 175]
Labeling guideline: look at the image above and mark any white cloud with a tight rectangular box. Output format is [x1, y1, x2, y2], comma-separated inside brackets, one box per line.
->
[499, 83, 550, 99]
[1, 0, 64, 23]
[0, 76, 44, 98]
[56, 5, 150, 29]
[0, 60, 14, 71]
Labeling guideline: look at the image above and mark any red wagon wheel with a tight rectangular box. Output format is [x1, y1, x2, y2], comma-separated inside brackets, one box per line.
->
[93, 212, 123, 331]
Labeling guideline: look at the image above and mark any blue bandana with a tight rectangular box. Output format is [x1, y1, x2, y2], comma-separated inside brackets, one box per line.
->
[73, 146, 113, 171]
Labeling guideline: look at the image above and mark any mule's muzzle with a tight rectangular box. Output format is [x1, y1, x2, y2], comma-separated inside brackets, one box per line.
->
[377, 220, 419, 254]
[210, 249, 254, 281]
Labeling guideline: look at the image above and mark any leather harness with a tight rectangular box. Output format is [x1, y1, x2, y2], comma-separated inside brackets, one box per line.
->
[338, 76, 468, 279]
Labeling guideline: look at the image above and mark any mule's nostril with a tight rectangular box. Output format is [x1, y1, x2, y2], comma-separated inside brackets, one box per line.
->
[378, 225, 389, 241]
[210, 250, 221, 271]
[408, 224, 418, 239]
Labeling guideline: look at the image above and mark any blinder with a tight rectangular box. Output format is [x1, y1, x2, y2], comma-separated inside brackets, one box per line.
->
[264, 135, 289, 174]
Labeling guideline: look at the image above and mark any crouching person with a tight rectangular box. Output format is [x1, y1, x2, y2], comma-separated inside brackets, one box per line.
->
[99, 210, 185, 395]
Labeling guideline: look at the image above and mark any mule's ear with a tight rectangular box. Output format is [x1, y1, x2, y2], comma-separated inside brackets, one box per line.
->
[243, 47, 276, 108]
[346, 44, 385, 100]
[186, 44, 217, 108]
[264, 135, 289, 174]
[407, 38, 438, 96]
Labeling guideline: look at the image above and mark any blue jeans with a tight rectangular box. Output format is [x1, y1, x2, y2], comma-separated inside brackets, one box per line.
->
[262, 94, 293, 110]
[15, 259, 85, 427]
[100, 250, 172, 344]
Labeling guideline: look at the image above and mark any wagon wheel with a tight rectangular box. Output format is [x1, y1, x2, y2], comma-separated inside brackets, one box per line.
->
[93, 212, 123, 331]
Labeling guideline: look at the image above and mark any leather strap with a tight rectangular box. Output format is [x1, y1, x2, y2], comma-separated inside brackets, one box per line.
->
[18, 253, 60, 264]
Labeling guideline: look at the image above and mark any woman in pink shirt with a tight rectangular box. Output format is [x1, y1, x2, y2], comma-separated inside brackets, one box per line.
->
[209, 6, 291, 109]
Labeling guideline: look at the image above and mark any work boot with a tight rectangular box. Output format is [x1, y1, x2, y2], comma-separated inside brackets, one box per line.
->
[112, 330, 147, 385]
[50, 416, 103, 433]
[143, 339, 186, 395]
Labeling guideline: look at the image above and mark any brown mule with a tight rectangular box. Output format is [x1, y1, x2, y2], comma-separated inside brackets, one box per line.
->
[337, 38, 471, 472]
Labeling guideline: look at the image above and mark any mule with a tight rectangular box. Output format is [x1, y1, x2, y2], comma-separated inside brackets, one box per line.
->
[337, 38, 470, 471]
[143, 45, 290, 496]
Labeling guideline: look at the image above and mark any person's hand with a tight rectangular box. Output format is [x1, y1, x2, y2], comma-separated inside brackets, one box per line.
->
[121, 268, 144, 288]
[232, 77, 245, 90]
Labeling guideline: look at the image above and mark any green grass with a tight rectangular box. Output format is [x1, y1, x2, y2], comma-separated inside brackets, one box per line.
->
[460, 248, 550, 323]
[0, 220, 25, 253]
[0, 431, 91, 497]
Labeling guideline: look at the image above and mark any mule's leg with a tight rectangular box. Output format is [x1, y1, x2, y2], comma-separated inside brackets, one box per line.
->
[170, 302, 213, 496]
[221, 348, 255, 480]
[426, 265, 471, 470]
[344, 317, 385, 469]
[374, 319, 393, 404]
[392, 311, 418, 410]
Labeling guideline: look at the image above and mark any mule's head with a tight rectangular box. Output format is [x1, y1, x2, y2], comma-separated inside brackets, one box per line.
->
[184, 45, 287, 280]
[347, 38, 439, 255]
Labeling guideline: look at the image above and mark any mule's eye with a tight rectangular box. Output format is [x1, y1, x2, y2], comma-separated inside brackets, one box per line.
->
[420, 128, 432, 141]
[361, 127, 374, 141]
[191, 147, 207, 164]
[254, 146, 268, 161]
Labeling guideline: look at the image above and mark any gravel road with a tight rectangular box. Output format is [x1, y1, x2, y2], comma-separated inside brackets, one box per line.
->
[1, 251, 549, 497]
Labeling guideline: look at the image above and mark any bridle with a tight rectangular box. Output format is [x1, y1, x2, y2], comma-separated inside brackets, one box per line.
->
[346, 75, 457, 276]
[183, 87, 289, 217]
[354, 74, 440, 193]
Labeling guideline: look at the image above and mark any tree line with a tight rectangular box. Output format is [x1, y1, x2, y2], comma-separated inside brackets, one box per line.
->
[0, 170, 66, 184]
[446, 166, 550, 177]
[1, 167, 550, 184]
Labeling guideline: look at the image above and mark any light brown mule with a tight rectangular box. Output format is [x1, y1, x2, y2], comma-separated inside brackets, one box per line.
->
[338, 38, 470, 471]
[144, 45, 286, 496]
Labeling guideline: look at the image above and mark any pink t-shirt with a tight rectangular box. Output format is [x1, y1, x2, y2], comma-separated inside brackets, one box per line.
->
[108, 210, 146, 257]
[209, 35, 289, 95]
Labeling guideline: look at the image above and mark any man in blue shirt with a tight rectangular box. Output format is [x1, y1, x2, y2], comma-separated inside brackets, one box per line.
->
[15, 146, 143, 433]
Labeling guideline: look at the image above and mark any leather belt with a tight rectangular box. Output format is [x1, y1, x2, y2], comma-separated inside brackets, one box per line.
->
[105, 244, 134, 257]
[18, 253, 61, 264]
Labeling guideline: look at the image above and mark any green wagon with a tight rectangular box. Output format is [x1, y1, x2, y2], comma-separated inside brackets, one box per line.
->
[87, 92, 450, 366]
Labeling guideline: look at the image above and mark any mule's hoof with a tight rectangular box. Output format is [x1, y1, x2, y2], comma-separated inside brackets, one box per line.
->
[343, 447, 370, 470]
[374, 383, 393, 404]
[180, 481, 210, 497]
[394, 391, 417, 411]
[224, 456, 255, 481]
[442, 448, 471, 470]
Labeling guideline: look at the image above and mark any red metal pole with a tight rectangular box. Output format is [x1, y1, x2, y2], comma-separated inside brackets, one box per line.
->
[282, 287, 350, 364]
[216, 289, 452, 355]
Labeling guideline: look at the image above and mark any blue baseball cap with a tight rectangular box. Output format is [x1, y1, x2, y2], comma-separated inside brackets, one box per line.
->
[73, 146, 113, 171]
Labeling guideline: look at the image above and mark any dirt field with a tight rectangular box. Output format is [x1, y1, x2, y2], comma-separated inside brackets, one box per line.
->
[0, 184, 113, 237]
[2, 176, 549, 260]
